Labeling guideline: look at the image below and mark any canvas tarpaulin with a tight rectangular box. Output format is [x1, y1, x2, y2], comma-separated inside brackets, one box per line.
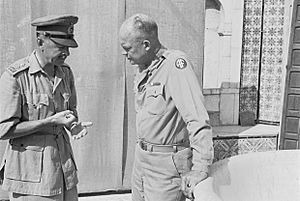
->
[0, 0, 205, 195]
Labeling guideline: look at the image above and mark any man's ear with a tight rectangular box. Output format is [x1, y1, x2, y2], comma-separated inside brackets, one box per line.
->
[143, 40, 151, 51]
[37, 38, 43, 47]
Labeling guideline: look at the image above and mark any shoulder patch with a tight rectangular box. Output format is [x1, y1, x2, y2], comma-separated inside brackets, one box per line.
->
[6, 59, 29, 76]
[175, 58, 187, 69]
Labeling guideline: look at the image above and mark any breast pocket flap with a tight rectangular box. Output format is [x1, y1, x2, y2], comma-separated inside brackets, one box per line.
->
[147, 85, 164, 98]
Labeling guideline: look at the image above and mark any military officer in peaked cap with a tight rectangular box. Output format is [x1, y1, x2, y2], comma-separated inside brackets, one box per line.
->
[0, 14, 92, 201]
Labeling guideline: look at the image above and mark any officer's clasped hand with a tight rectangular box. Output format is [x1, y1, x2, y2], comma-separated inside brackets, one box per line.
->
[50, 110, 77, 128]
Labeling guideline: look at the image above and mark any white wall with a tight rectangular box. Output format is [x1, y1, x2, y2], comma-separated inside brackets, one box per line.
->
[203, 0, 244, 89]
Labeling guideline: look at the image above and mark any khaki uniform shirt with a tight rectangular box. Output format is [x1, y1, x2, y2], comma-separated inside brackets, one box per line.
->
[0, 50, 78, 196]
[135, 47, 213, 173]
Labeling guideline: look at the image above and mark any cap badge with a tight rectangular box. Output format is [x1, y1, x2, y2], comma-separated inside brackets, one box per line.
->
[67, 25, 74, 34]
[175, 58, 187, 69]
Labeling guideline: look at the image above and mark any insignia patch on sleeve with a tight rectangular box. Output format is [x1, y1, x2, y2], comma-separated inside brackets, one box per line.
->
[175, 58, 187, 69]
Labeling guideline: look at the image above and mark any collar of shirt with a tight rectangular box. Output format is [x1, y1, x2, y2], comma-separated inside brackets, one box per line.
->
[137, 46, 167, 78]
[28, 50, 65, 79]
[28, 50, 66, 93]
[148, 45, 167, 73]
[156, 45, 167, 59]
[134, 46, 168, 93]
[28, 50, 42, 75]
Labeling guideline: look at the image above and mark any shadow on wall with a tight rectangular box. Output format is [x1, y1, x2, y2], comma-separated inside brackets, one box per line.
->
[206, 0, 221, 10]
[239, 85, 257, 126]
[203, 83, 259, 127]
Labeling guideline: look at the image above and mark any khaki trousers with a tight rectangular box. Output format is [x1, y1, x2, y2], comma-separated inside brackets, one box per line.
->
[132, 144, 192, 201]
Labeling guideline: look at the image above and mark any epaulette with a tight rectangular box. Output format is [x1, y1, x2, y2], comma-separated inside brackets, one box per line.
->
[165, 50, 186, 61]
[6, 58, 30, 76]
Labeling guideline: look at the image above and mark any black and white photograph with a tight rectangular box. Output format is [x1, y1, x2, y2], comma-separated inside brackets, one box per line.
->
[0, 0, 298, 201]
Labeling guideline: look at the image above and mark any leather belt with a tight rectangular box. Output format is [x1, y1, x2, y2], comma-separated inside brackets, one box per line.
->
[138, 140, 189, 153]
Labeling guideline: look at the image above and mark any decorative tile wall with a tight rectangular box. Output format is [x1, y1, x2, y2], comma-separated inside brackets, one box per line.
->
[213, 136, 278, 162]
[259, 0, 285, 122]
[240, 0, 285, 123]
[240, 0, 263, 118]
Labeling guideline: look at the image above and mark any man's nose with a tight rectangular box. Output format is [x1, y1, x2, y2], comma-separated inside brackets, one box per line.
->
[121, 51, 127, 56]
[63, 47, 70, 56]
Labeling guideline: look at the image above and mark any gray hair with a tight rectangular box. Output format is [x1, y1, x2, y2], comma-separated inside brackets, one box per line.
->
[122, 13, 158, 40]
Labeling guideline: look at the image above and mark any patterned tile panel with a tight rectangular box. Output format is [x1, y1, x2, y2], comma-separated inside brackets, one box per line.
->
[240, 0, 284, 123]
[213, 136, 277, 162]
[240, 0, 263, 117]
[213, 138, 239, 161]
[259, 0, 284, 122]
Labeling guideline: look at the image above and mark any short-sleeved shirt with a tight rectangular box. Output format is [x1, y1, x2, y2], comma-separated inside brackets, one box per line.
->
[0, 50, 78, 196]
[134, 47, 214, 173]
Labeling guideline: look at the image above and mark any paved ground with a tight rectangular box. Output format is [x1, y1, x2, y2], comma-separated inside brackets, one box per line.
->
[0, 192, 131, 201]
[79, 193, 131, 201]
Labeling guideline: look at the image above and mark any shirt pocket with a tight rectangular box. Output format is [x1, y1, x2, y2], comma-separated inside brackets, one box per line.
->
[26, 93, 49, 120]
[4, 135, 45, 183]
[145, 85, 166, 115]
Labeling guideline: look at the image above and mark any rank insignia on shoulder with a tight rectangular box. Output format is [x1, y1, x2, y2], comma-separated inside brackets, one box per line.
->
[7, 61, 29, 75]
[175, 58, 187, 69]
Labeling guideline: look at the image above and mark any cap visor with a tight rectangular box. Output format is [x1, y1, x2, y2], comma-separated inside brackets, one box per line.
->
[51, 38, 78, 48]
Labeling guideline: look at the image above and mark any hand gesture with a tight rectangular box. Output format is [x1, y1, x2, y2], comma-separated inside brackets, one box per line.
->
[181, 170, 208, 200]
[49, 110, 77, 128]
[70, 121, 93, 140]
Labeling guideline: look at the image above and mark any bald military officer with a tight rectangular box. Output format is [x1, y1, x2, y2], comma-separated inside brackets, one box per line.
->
[119, 14, 214, 201]
[0, 14, 92, 201]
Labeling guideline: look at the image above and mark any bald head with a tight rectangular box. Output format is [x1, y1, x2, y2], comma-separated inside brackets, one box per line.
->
[119, 13, 159, 42]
